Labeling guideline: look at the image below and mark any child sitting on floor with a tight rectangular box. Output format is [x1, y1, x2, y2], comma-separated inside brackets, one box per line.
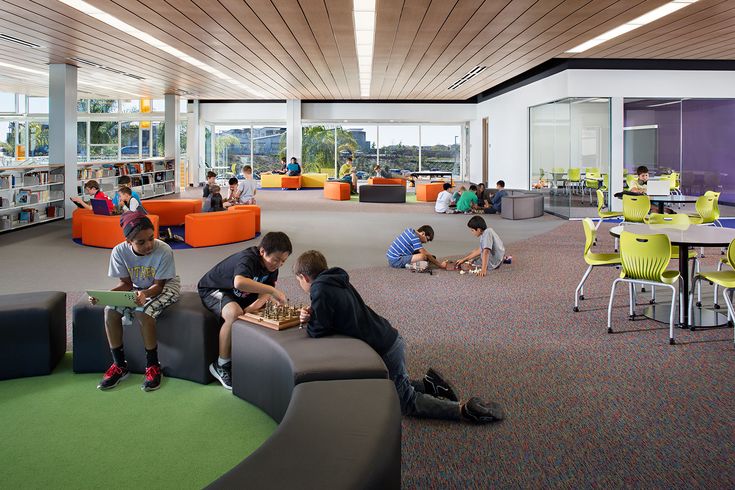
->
[294, 250, 504, 424]
[435, 183, 454, 214]
[209, 185, 225, 212]
[455, 216, 511, 277]
[386, 225, 448, 271]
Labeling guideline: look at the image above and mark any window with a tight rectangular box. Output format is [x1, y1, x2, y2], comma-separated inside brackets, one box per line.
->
[89, 99, 118, 113]
[215, 125, 249, 174]
[28, 122, 49, 157]
[0, 121, 18, 158]
[152, 122, 164, 157]
[77, 121, 88, 160]
[27, 97, 49, 114]
[378, 125, 419, 173]
[179, 121, 187, 156]
[120, 99, 140, 113]
[339, 125, 376, 174]
[90, 121, 118, 160]
[120, 122, 140, 158]
[77, 99, 88, 113]
[420, 125, 460, 174]
[253, 126, 286, 173]
[302, 124, 336, 174]
[151, 99, 165, 112]
[0, 92, 16, 113]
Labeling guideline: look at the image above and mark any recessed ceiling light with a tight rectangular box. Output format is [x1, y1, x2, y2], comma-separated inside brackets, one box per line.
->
[566, 0, 699, 53]
[58, 0, 265, 97]
[0, 61, 46, 75]
[353, 0, 376, 98]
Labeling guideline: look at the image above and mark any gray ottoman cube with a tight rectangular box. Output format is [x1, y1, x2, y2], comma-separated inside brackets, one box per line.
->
[0, 291, 66, 380]
[359, 184, 406, 203]
[72, 291, 220, 384]
[231, 320, 389, 422]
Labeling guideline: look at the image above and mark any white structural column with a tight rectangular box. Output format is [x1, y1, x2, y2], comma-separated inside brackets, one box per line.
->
[187, 100, 200, 185]
[286, 100, 301, 161]
[48, 64, 78, 219]
[164, 94, 180, 189]
[609, 97, 624, 212]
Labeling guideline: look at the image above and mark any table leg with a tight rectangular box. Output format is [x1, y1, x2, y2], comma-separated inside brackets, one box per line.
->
[658, 202, 665, 214]
[679, 245, 689, 328]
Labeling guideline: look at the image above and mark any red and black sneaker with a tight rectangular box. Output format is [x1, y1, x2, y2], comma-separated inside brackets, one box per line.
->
[97, 363, 129, 390]
[141, 364, 162, 392]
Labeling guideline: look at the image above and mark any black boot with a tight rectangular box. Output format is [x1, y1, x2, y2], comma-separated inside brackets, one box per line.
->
[460, 397, 505, 424]
[424, 368, 459, 401]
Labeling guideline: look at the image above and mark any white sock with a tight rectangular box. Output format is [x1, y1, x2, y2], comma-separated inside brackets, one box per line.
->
[218, 356, 231, 367]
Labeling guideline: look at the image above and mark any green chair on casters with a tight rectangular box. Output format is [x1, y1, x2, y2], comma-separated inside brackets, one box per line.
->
[645, 213, 701, 306]
[622, 194, 650, 223]
[574, 218, 621, 312]
[568, 167, 581, 194]
[625, 174, 638, 190]
[607, 231, 680, 345]
[712, 241, 734, 311]
[690, 239, 735, 344]
[687, 194, 718, 225]
[594, 189, 622, 249]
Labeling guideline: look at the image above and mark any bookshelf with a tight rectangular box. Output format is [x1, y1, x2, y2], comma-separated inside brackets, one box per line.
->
[0, 164, 65, 232]
[77, 157, 177, 201]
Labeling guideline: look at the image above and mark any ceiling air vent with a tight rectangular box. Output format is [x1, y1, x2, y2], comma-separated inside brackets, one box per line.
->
[69, 57, 101, 67]
[447, 65, 487, 90]
[0, 34, 42, 48]
[68, 57, 145, 81]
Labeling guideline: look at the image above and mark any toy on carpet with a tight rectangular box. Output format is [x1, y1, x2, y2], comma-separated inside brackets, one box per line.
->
[239, 300, 307, 331]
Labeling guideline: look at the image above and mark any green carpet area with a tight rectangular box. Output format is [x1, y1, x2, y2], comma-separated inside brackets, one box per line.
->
[350, 192, 421, 203]
[0, 355, 276, 489]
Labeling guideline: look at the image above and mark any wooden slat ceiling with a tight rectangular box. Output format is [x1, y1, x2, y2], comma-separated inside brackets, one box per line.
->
[0, 0, 733, 101]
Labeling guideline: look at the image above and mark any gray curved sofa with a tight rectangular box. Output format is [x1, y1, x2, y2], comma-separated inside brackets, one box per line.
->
[207, 320, 402, 489]
[500, 190, 544, 219]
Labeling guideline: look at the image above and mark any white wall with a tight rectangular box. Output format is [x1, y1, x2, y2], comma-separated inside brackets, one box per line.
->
[567, 69, 735, 98]
[301, 102, 475, 123]
[473, 71, 568, 188]
[198, 102, 287, 123]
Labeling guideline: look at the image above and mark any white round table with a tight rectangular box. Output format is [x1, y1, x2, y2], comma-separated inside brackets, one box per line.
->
[609, 223, 735, 329]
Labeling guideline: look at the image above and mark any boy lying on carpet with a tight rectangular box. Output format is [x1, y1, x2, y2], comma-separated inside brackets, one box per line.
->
[198, 232, 292, 390]
[454, 216, 511, 277]
[294, 250, 504, 423]
[386, 225, 448, 272]
[89, 211, 181, 392]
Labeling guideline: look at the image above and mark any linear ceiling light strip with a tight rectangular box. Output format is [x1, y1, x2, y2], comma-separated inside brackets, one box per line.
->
[57, 0, 265, 97]
[566, 0, 699, 53]
[354, 0, 376, 97]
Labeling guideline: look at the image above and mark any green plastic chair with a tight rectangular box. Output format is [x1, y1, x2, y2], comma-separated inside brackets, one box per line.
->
[645, 213, 701, 305]
[712, 237, 734, 310]
[704, 190, 722, 226]
[622, 194, 650, 223]
[625, 174, 638, 189]
[568, 167, 581, 194]
[574, 218, 621, 312]
[608, 231, 680, 344]
[688, 195, 717, 225]
[595, 189, 623, 250]
[691, 239, 735, 344]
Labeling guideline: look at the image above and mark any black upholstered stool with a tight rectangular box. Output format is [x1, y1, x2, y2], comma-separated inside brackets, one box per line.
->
[72, 291, 220, 384]
[0, 291, 66, 380]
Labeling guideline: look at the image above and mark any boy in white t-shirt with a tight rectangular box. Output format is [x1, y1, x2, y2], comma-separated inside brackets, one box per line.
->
[435, 183, 454, 213]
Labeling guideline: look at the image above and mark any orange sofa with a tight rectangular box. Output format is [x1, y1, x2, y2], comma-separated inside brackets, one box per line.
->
[185, 210, 256, 248]
[72, 208, 93, 239]
[142, 199, 201, 226]
[368, 177, 405, 186]
[324, 181, 350, 201]
[281, 176, 302, 189]
[81, 214, 160, 249]
[416, 182, 445, 202]
[229, 205, 261, 233]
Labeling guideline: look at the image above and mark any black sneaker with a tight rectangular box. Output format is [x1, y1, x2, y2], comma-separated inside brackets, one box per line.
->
[209, 362, 232, 390]
[424, 368, 459, 401]
[141, 364, 162, 392]
[97, 363, 129, 390]
[460, 397, 505, 424]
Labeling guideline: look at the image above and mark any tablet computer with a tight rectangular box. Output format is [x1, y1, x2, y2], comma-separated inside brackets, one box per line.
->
[87, 290, 138, 307]
[70, 198, 85, 209]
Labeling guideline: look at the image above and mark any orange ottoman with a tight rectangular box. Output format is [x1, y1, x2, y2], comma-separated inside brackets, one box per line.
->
[81, 214, 160, 249]
[72, 208, 93, 239]
[185, 210, 256, 248]
[324, 182, 350, 201]
[416, 183, 444, 202]
[142, 199, 201, 226]
[281, 176, 302, 190]
[229, 205, 261, 233]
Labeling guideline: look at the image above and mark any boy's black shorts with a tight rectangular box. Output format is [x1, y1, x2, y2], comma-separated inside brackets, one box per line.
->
[199, 288, 257, 318]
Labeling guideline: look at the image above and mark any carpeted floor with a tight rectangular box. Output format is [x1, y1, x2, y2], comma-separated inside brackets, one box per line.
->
[0, 355, 275, 489]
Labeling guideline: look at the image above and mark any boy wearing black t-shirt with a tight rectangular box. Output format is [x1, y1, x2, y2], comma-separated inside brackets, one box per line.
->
[198, 232, 292, 389]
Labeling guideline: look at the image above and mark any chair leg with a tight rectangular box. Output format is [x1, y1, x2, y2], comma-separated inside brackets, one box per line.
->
[714, 260, 725, 309]
[650, 285, 656, 304]
[614, 236, 619, 253]
[574, 265, 593, 312]
[722, 289, 735, 346]
[608, 279, 620, 334]
[689, 276, 698, 330]
[692, 258, 702, 307]
[628, 282, 636, 318]
[668, 284, 677, 345]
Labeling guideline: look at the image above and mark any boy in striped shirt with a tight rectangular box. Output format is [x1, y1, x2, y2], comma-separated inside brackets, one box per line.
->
[386, 225, 448, 270]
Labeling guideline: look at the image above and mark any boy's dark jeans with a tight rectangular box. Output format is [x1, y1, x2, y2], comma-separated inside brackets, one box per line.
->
[381, 335, 460, 421]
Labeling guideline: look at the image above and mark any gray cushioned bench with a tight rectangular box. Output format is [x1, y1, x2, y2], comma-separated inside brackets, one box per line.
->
[231, 320, 389, 422]
[0, 291, 66, 380]
[72, 291, 220, 384]
[359, 184, 406, 203]
[208, 379, 401, 490]
[500, 191, 544, 219]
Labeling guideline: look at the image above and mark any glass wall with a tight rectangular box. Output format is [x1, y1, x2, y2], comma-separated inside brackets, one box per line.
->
[623, 98, 735, 208]
[530, 98, 611, 218]
[205, 124, 286, 179]
[302, 123, 461, 177]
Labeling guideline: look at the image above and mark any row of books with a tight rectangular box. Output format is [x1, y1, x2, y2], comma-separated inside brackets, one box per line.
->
[78, 167, 117, 180]
[0, 206, 64, 228]
[0, 173, 63, 189]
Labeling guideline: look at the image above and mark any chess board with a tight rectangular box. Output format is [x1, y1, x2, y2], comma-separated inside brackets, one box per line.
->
[238, 303, 303, 331]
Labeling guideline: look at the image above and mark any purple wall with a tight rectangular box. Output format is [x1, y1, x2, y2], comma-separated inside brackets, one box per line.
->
[624, 99, 735, 205]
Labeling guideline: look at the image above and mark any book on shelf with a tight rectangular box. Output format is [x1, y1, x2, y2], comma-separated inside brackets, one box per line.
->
[16, 189, 30, 205]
